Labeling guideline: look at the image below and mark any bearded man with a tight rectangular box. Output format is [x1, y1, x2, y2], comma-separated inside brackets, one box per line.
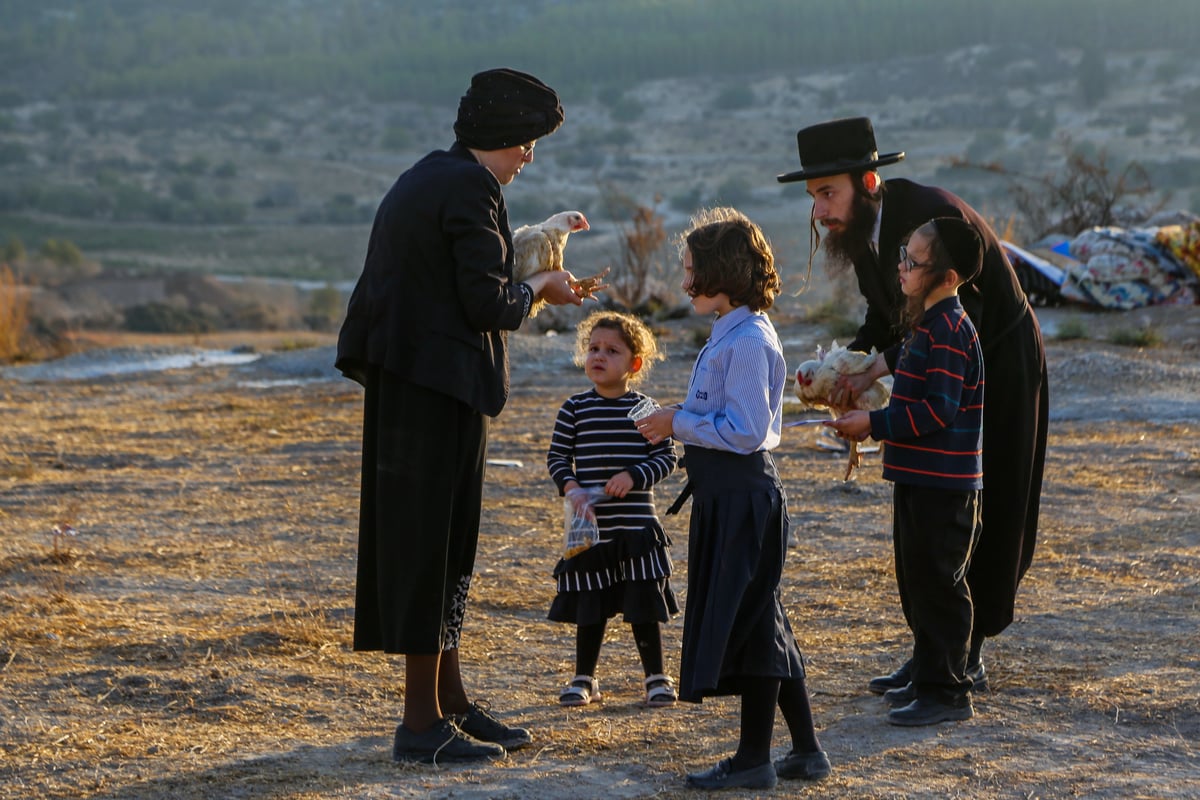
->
[778, 117, 1049, 706]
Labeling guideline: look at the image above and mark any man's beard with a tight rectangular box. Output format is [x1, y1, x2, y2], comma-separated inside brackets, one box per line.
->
[821, 191, 880, 276]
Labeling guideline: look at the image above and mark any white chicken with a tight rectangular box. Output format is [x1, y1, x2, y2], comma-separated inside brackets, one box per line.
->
[512, 210, 592, 316]
[794, 340, 892, 480]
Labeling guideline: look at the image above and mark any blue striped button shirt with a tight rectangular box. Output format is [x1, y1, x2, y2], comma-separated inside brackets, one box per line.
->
[672, 305, 786, 454]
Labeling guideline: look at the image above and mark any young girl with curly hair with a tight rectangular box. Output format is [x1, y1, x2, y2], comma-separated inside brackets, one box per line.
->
[547, 310, 680, 709]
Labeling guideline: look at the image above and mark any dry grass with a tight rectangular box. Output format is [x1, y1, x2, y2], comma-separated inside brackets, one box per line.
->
[1, 313, 1198, 799]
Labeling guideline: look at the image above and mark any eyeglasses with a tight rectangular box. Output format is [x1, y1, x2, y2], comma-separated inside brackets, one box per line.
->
[518, 141, 536, 157]
[898, 244, 933, 273]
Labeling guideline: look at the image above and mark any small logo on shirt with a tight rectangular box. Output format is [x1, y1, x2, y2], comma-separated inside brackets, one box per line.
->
[695, 390, 708, 400]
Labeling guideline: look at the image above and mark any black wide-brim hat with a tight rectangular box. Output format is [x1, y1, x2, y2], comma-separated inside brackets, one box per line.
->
[777, 116, 905, 183]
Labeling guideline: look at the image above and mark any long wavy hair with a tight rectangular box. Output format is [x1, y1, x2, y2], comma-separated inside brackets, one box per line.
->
[679, 206, 781, 312]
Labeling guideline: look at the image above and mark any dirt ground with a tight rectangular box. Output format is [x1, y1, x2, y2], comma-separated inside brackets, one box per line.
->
[1, 301, 1198, 799]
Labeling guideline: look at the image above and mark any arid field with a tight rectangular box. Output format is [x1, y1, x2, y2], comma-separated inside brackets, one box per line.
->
[1, 302, 1198, 799]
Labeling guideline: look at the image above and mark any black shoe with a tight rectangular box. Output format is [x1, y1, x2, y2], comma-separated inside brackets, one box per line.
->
[883, 682, 916, 708]
[453, 701, 532, 750]
[686, 757, 777, 790]
[967, 660, 989, 692]
[774, 748, 831, 781]
[887, 697, 974, 727]
[867, 658, 912, 694]
[392, 719, 506, 763]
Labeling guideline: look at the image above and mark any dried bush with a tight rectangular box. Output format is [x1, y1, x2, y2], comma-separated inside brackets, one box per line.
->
[598, 185, 676, 315]
[0, 263, 30, 361]
[953, 136, 1161, 240]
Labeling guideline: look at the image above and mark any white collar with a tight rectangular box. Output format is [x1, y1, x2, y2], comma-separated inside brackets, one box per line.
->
[871, 198, 883, 253]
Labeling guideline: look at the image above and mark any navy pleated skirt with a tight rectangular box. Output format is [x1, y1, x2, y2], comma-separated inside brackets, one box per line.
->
[677, 445, 806, 702]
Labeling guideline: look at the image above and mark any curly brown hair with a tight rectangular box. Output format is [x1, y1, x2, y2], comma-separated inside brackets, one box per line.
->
[572, 310, 663, 385]
[678, 206, 781, 312]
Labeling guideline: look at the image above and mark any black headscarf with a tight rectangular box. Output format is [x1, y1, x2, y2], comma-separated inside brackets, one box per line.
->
[454, 68, 564, 151]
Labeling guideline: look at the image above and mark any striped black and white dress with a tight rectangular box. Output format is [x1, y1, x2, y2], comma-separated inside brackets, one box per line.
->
[546, 389, 679, 625]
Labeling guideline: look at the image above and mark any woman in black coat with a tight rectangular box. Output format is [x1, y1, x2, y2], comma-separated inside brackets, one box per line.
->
[336, 68, 592, 764]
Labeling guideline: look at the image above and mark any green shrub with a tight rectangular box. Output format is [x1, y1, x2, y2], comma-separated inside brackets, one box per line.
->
[805, 300, 859, 338]
[1109, 324, 1162, 347]
[712, 85, 755, 110]
[381, 126, 413, 151]
[1054, 316, 1090, 340]
[610, 96, 644, 123]
[305, 285, 343, 331]
[0, 141, 28, 166]
[714, 176, 754, 207]
[125, 302, 215, 333]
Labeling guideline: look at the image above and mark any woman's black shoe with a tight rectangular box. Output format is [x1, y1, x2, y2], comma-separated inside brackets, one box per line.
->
[774, 749, 831, 780]
[392, 719, 506, 763]
[686, 757, 777, 790]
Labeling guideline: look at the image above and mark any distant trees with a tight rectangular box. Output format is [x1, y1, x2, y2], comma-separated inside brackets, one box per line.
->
[0, 175, 248, 225]
[1015, 107, 1056, 140]
[3, 236, 26, 264]
[0, 1, 1196, 104]
[0, 140, 28, 166]
[39, 239, 83, 268]
[713, 85, 756, 111]
[2, 236, 100, 288]
[1077, 47, 1110, 107]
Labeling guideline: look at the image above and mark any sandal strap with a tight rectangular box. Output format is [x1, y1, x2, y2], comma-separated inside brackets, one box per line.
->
[560, 674, 600, 705]
[643, 673, 673, 689]
[570, 674, 599, 692]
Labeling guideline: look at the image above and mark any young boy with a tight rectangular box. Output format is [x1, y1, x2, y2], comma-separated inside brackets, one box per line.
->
[828, 216, 986, 726]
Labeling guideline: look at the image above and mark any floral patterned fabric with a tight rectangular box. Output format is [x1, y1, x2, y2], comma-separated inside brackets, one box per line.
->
[1056, 224, 1198, 309]
[1155, 221, 1200, 281]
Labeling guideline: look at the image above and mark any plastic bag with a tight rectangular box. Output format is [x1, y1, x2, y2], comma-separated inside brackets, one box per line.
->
[563, 486, 608, 558]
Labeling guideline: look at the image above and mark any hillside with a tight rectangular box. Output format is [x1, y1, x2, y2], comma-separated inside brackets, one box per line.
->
[1, 3, 1199, 337]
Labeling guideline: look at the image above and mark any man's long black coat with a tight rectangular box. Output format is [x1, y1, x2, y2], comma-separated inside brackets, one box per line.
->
[848, 178, 1049, 638]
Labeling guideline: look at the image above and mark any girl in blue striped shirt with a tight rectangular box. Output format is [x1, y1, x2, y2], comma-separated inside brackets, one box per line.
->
[636, 207, 829, 790]
[829, 217, 986, 727]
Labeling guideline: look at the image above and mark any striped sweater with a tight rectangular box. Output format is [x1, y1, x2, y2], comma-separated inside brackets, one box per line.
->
[869, 296, 984, 491]
[547, 389, 677, 546]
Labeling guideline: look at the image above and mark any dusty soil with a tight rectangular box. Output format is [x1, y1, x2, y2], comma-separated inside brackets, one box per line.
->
[1, 301, 1198, 799]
